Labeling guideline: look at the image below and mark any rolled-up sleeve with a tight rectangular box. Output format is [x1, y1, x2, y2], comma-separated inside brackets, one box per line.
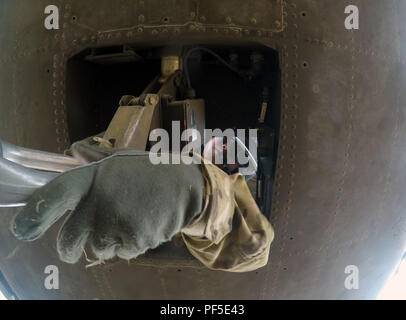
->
[181, 158, 275, 272]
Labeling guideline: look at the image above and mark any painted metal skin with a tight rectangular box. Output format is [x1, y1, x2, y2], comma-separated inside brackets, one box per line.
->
[0, 0, 406, 299]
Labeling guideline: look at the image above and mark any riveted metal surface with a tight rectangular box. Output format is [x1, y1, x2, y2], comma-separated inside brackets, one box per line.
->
[263, 0, 406, 299]
[63, 0, 283, 34]
[0, 0, 406, 299]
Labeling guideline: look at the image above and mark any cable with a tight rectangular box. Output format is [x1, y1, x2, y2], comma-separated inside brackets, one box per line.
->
[183, 47, 245, 92]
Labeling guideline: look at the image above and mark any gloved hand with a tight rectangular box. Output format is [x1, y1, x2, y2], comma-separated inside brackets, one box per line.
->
[11, 152, 205, 264]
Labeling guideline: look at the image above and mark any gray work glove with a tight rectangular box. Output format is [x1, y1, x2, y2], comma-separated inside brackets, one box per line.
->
[11, 152, 205, 264]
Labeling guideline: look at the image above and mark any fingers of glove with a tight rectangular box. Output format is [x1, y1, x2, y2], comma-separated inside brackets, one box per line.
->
[116, 246, 140, 261]
[57, 203, 92, 264]
[91, 232, 123, 261]
[11, 166, 94, 241]
[114, 233, 162, 261]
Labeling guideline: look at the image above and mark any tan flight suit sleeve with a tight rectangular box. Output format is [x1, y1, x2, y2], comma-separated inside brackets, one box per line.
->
[181, 158, 275, 272]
